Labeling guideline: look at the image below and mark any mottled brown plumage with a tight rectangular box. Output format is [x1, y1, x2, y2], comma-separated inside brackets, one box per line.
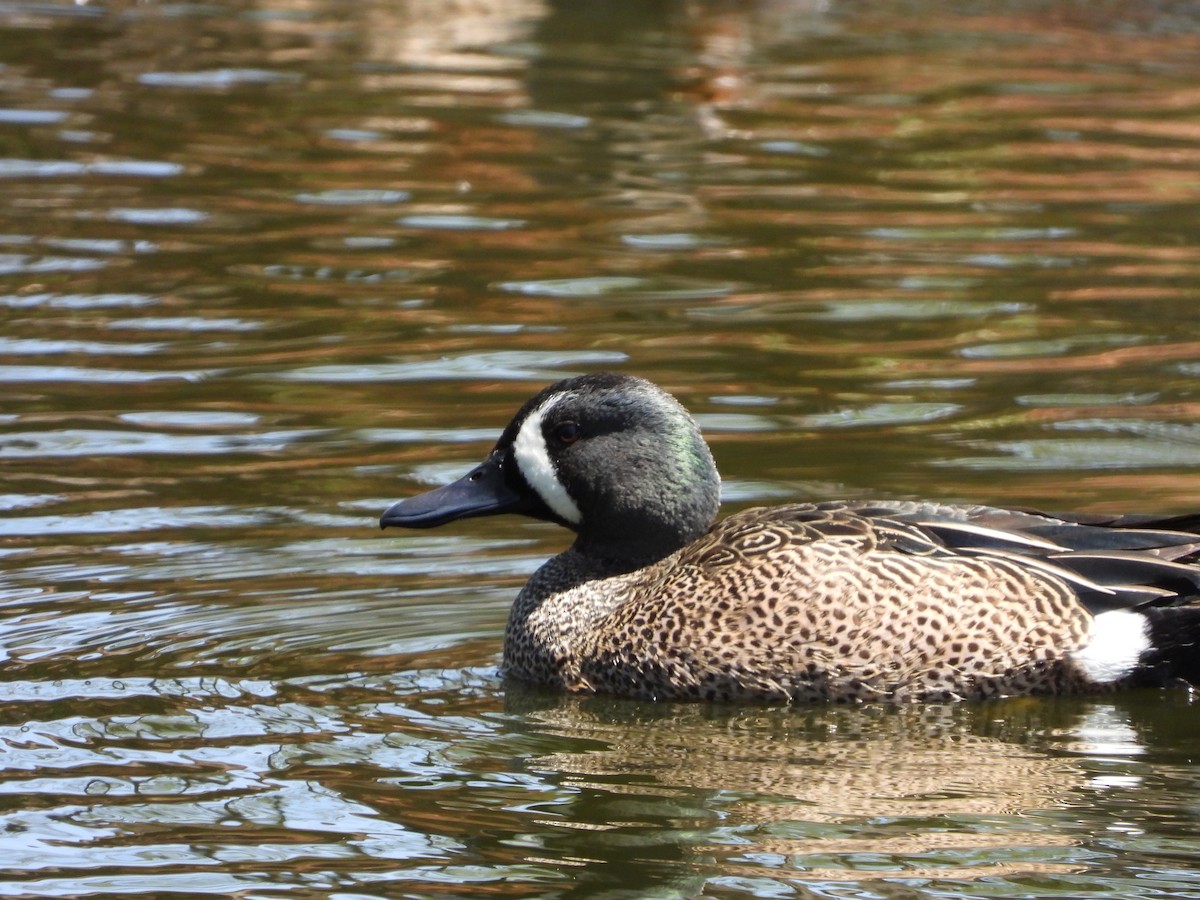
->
[506, 502, 1121, 701]
[382, 373, 1200, 703]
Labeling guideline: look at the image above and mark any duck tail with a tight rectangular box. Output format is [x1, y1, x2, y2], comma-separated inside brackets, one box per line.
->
[1137, 605, 1200, 687]
[1071, 606, 1200, 689]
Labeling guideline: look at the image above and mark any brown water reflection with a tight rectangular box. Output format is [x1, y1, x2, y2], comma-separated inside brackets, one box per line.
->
[502, 691, 1159, 891]
[530, 702, 1082, 823]
[3, 0, 1200, 896]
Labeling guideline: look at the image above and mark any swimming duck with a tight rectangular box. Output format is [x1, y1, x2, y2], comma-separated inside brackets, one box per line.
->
[380, 372, 1200, 702]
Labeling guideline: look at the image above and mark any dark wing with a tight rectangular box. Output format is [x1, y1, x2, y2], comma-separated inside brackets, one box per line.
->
[723, 501, 1200, 614]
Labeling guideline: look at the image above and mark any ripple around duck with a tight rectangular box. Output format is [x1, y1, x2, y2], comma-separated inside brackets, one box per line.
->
[0, 292, 156, 309]
[0, 428, 320, 458]
[693, 412, 780, 433]
[397, 213, 526, 231]
[115, 411, 262, 429]
[44, 237, 157, 255]
[0, 253, 104, 274]
[355, 427, 502, 446]
[106, 207, 209, 225]
[242, 262, 424, 283]
[323, 127, 384, 142]
[0, 366, 215, 383]
[137, 68, 303, 89]
[107, 316, 260, 331]
[0, 735, 452, 882]
[1016, 393, 1159, 408]
[960, 334, 1144, 360]
[0, 505, 276, 537]
[943, 419, 1200, 472]
[494, 274, 740, 302]
[293, 188, 411, 205]
[0, 665, 509, 883]
[938, 438, 1200, 471]
[805, 298, 1031, 321]
[275, 349, 629, 382]
[619, 232, 733, 250]
[718, 479, 798, 503]
[496, 109, 591, 129]
[800, 402, 962, 428]
[0, 493, 60, 512]
[0, 109, 67, 124]
[0, 676, 278, 704]
[0, 159, 184, 178]
[0, 337, 165, 355]
[1054, 419, 1200, 443]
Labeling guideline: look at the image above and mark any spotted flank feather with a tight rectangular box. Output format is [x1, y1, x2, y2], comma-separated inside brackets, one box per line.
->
[381, 373, 1200, 703]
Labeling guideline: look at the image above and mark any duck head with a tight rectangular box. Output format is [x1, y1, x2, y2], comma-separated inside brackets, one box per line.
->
[380, 372, 721, 564]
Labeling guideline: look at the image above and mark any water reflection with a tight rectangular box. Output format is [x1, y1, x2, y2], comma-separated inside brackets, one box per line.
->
[4, 0, 1200, 895]
[1, 663, 1181, 896]
[497, 691, 1169, 890]
[527, 699, 1078, 815]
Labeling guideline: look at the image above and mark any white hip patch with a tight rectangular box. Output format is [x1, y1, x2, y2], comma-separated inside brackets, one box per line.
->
[1071, 610, 1150, 684]
[512, 393, 582, 525]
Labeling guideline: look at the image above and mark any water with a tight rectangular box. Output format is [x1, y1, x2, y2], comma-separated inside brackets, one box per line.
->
[3, 0, 1200, 896]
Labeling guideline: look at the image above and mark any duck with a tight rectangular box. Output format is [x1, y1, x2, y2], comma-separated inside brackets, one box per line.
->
[380, 372, 1200, 703]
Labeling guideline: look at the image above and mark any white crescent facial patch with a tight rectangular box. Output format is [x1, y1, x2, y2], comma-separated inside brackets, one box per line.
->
[511, 393, 582, 525]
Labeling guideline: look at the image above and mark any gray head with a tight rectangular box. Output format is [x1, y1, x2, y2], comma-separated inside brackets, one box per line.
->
[381, 373, 721, 566]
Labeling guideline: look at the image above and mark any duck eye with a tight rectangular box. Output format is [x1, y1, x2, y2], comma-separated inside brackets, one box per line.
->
[554, 422, 581, 445]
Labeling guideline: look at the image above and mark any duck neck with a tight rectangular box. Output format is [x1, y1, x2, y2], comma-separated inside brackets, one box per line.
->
[571, 520, 702, 572]
[569, 457, 720, 571]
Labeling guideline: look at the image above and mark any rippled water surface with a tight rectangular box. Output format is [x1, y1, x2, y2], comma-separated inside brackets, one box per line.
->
[4, 0, 1200, 896]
